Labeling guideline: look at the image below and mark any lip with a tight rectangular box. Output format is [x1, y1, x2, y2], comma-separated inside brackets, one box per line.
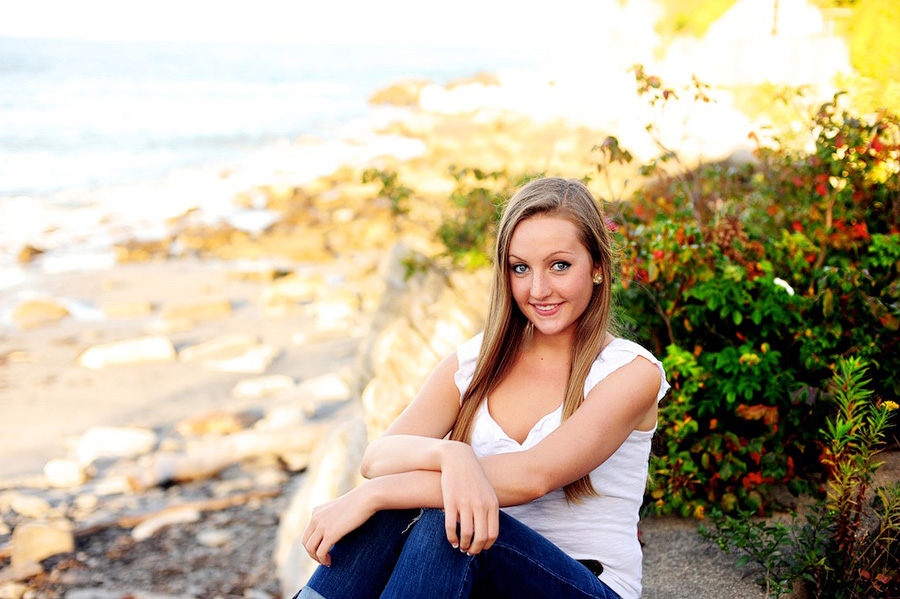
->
[530, 302, 562, 316]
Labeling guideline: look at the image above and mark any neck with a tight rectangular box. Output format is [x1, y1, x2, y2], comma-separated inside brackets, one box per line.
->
[527, 327, 575, 359]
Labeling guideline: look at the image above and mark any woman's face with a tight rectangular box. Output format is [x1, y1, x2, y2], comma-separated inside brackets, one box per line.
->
[507, 214, 598, 340]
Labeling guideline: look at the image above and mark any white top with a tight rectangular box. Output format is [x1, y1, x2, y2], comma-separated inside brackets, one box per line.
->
[454, 333, 670, 599]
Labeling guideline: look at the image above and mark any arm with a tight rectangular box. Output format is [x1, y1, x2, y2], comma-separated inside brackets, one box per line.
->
[364, 352, 662, 502]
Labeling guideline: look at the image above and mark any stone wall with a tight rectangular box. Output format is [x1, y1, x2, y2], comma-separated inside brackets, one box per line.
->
[274, 245, 489, 597]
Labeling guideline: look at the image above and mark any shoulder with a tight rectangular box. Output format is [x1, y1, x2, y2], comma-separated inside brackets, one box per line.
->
[453, 332, 484, 399]
[585, 338, 670, 402]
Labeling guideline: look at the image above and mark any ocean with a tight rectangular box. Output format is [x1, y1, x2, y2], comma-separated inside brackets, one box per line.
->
[0, 37, 545, 282]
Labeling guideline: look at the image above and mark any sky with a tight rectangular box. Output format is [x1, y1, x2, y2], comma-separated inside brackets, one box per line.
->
[0, 0, 647, 48]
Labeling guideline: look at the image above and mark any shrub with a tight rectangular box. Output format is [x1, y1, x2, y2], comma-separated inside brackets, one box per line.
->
[619, 89, 899, 515]
[700, 357, 900, 598]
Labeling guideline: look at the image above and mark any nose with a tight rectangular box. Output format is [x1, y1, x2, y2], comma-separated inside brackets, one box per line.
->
[530, 272, 551, 299]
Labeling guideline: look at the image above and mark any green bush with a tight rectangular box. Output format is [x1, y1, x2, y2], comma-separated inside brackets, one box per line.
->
[618, 92, 900, 515]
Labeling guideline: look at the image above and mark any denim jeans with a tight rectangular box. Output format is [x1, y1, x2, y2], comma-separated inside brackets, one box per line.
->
[294, 508, 621, 599]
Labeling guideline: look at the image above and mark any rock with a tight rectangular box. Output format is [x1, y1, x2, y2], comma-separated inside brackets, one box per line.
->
[77, 335, 176, 369]
[175, 411, 251, 436]
[132, 507, 201, 542]
[369, 78, 431, 106]
[0, 581, 28, 599]
[114, 238, 171, 262]
[203, 344, 279, 374]
[10, 520, 74, 566]
[0, 492, 51, 519]
[276, 414, 369, 598]
[178, 333, 258, 363]
[159, 299, 232, 321]
[102, 300, 154, 319]
[296, 373, 351, 404]
[75, 425, 157, 466]
[0, 562, 42, 585]
[232, 375, 296, 399]
[11, 299, 69, 330]
[16, 245, 44, 264]
[260, 272, 322, 316]
[143, 317, 195, 334]
[196, 528, 233, 548]
[43, 458, 86, 488]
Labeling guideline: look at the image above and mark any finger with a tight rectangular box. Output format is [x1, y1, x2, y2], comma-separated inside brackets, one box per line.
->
[316, 536, 332, 567]
[468, 508, 486, 555]
[304, 530, 323, 563]
[458, 507, 474, 553]
[444, 507, 459, 548]
[484, 504, 500, 551]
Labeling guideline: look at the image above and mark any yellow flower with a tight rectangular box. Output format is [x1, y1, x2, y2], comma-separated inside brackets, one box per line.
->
[884, 401, 899, 411]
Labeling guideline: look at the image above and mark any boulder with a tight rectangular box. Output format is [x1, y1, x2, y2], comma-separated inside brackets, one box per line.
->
[275, 414, 368, 598]
[77, 335, 176, 369]
[11, 299, 69, 330]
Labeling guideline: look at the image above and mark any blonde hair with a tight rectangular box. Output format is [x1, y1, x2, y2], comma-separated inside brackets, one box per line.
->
[450, 177, 617, 503]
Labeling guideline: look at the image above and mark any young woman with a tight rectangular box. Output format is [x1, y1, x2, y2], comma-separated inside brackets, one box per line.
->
[296, 177, 669, 599]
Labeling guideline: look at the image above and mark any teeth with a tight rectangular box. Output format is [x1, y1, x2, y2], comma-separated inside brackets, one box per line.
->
[534, 304, 558, 313]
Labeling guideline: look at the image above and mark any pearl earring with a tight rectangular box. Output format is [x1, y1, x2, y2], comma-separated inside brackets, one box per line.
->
[593, 273, 603, 285]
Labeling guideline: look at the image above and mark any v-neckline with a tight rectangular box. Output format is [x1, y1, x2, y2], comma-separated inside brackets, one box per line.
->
[482, 400, 563, 447]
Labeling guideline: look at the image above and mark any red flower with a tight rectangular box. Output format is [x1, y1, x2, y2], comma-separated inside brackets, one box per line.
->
[791, 221, 803, 232]
[652, 249, 664, 260]
[851, 222, 870, 240]
[816, 182, 828, 196]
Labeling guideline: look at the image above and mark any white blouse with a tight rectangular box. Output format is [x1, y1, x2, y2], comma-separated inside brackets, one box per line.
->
[454, 333, 670, 599]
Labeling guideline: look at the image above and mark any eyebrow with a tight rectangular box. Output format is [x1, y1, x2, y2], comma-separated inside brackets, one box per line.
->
[508, 250, 576, 262]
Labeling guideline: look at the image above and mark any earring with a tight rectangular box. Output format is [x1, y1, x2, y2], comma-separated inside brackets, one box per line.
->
[593, 273, 603, 285]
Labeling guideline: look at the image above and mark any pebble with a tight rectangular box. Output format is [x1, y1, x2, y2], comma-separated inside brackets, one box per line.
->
[178, 333, 258, 363]
[43, 458, 86, 488]
[102, 300, 154, 319]
[0, 492, 51, 519]
[75, 426, 158, 466]
[202, 344, 279, 374]
[160, 299, 232, 321]
[77, 335, 176, 369]
[0, 582, 28, 599]
[11, 299, 69, 330]
[10, 521, 75, 566]
[196, 528, 233, 548]
[175, 411, 249, 436]
[232, 375, 296, 399]
[296, 373, 351, 403]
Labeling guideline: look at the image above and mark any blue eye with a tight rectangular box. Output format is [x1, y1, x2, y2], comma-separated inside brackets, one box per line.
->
[551, 261, 571, 272]
[511, 264, 528, 274]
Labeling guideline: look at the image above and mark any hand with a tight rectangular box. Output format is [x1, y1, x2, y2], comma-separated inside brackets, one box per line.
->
[301, 485, 376, 567]
[439, 442, 499, 555]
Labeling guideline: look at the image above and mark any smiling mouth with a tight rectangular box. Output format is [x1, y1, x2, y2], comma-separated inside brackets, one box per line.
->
[532, 303, 561, 315]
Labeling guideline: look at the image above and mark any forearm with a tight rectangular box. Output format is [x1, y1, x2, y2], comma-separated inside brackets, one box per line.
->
[364, 462, 540, 510]
[360, 434, 465, 479]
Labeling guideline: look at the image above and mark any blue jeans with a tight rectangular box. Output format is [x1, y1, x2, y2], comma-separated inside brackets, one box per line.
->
[294, 508, 621, 599]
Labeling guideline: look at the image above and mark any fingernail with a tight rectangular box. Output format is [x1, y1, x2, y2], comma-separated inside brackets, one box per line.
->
[451, 542, 459, 549]
[466, 552, 473, 557]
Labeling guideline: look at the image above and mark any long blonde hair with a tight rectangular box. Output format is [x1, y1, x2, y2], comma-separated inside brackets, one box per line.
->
[450, 177, 618, 503]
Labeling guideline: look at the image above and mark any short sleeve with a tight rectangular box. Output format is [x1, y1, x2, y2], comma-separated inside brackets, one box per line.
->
[584, 338, 670, 403]
[454, 332, 484, 402]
